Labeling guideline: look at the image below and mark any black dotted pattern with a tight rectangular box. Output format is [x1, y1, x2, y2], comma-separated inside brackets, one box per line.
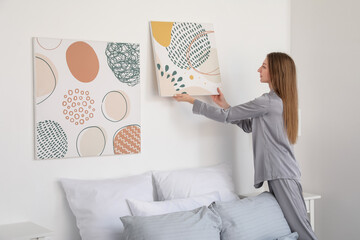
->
[36, 120, 68, 160]
[166, 22, 211, 69]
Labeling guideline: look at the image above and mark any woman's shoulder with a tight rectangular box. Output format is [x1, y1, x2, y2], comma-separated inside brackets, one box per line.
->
[256, 91, 275, 102]
[261, 90, 282, 100]
[255, 91, 282, 108]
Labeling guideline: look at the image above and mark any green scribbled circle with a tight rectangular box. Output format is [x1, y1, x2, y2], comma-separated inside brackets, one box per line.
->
[106, 43, 140, 86]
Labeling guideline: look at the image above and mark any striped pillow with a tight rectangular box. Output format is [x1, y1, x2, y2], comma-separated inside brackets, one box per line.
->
[126, 191, 221, 216]
[210, 192, 291, 240]
[120, 206, 221, 240]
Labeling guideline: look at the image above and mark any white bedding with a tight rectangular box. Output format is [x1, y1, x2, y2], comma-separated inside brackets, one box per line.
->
[60, 163, 297, 240]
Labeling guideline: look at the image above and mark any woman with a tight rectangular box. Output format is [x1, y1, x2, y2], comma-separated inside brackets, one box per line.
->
[174, 52, 317, 240]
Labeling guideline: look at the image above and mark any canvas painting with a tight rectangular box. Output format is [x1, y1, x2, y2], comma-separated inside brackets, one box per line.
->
[33, 37, 141, 160]
[150, 21, 222, 97]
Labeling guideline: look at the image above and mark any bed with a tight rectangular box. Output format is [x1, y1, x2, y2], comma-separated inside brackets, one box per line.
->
[61, 162, 299, 240]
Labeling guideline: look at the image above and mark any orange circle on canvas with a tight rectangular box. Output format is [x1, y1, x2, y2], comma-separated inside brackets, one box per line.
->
[113, 125, 140, 154]
[66, 41, 99, 83]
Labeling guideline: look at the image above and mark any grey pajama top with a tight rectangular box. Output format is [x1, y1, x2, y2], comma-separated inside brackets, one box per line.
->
[192, 90, 301, 188]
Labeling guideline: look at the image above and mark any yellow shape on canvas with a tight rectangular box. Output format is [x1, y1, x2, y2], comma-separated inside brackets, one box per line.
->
[151, 21, 173, 47]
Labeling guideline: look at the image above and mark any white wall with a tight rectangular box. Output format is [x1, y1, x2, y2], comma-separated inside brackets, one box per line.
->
[291, 0, 360, 239]
[0, 0, 290, 239]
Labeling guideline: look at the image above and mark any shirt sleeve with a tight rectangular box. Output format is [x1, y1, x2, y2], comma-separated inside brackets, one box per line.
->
[231, 119, 253, 133]
[192, 94, 270, 124]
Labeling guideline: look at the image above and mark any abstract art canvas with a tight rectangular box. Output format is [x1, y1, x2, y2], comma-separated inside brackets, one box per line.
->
[33, 37, 141, 160]
[150, 21, 222, 96]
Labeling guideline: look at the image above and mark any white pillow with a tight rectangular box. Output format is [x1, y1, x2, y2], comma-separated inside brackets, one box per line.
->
[60, 172, 154, 240]
[152, 162, 238, 202]
[127, 191, 221, 216]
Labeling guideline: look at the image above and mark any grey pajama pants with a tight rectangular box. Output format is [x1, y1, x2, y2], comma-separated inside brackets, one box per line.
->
[268, 179, 318, 240]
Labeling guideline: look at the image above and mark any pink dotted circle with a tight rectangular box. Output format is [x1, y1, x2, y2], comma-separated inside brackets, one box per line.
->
[62, 88, 96, 125]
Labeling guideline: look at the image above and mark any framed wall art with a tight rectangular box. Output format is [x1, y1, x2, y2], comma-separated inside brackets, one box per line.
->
[150, 21, 222, 96]
[33, 37, 141, 160]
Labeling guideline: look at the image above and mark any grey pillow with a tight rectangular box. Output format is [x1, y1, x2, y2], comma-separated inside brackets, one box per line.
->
[276, 232, 299, 240]
[210, 192, 291, 240]
[120, 206, 221, 240]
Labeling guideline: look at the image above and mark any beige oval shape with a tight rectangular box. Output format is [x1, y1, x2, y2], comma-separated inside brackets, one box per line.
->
[182, 86, 214, 96]
[77, 126, 105, 157]
[35, 54, 58, 104]
[36, 38, 62, 50]
[101, 91, 128, 122]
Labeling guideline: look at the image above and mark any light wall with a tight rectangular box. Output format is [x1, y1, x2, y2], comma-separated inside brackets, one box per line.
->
[0, 0, 290, 239]
[291, 0, 360, 239]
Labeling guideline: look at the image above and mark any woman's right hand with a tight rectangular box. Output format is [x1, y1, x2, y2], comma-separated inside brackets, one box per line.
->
[211, 88, 230, 109]
[173, 94, 196, 104]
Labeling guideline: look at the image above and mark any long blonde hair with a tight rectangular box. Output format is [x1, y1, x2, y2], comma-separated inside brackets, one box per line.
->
[267, 52, 298, 144]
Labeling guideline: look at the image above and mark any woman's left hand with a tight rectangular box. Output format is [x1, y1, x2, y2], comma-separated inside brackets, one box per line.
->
[173, 94, 195, 104]
[211, 88, 230, 109]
